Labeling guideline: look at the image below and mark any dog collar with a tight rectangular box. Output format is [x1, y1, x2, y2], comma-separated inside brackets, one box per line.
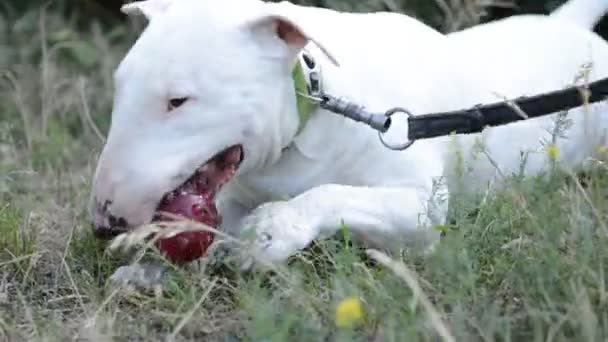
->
[292, 51, 322, 134]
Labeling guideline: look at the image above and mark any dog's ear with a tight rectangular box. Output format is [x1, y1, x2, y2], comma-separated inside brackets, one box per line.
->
[244, 12, 340, 67]
[121, 0, 173, 20]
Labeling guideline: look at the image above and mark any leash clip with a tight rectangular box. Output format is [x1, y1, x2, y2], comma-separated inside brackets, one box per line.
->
[318, 94, 392, 133]
[297, 51, 415, 151]
[300, 51, 323, 98]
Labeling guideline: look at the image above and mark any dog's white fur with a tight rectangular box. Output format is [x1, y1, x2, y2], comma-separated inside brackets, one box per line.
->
[91, 0, 608, 267]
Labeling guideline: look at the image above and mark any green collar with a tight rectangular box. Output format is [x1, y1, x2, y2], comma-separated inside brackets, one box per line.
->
[292, 60, 318, 135]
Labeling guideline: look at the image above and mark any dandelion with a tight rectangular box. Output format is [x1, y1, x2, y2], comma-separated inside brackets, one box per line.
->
[546, 144, 560, 161]
[335, 296, 364, 328]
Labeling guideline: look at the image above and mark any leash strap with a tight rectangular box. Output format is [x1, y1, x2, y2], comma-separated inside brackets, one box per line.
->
[407, 77, 608, 141]
[296, 52, 608, 150]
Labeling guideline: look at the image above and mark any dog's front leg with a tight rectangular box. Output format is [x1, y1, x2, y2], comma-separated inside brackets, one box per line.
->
[239, 182, 448, 269]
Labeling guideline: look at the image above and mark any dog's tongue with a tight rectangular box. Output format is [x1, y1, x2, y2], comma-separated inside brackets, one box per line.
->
[153, 146, 242, 263]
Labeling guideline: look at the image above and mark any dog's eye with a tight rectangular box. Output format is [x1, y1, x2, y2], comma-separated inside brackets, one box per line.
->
[167, 97, 189, 111]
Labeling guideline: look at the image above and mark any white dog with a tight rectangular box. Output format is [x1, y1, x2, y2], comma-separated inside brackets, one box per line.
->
[90, 0, 608, 275]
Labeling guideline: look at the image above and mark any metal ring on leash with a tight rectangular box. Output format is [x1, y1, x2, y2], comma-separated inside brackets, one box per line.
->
[378, 107, 415, 151]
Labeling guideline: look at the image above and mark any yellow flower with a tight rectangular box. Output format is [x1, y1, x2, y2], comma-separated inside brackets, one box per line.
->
[335, 296, 364, 328]
[546, 144, 560, 161]
[598, 146, 607, 155]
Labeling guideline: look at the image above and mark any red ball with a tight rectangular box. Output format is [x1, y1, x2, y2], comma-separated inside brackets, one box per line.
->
[156, 231, 214, 263]
[154, 192, 219, 263]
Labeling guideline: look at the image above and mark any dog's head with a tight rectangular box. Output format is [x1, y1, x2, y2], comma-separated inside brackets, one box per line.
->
[89, 0, 337, 237]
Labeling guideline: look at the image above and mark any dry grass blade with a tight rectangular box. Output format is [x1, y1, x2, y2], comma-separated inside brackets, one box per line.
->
[3, 71, 33, 150]
[107, 216, 243, 254]
[77, 77, 106, 144]
[168, 277, 218, 341]
[60, 256, 87, 313]
[84, 287, 122, 329]
[0, 254, 38, 268]
[366, 249, 455, 342]
[433, 0, 516, 32]
[492, 91, 529, 119]
[566, 170, 608, 237]
[106, 215, 292, 280]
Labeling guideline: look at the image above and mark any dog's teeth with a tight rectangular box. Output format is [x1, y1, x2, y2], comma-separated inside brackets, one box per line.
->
[165, 192, 176, 201]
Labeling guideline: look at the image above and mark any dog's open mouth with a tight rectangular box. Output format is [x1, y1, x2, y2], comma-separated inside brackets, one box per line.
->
[152, 145, 244, 263]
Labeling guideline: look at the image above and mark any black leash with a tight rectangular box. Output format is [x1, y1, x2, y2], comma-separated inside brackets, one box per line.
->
[316, 76, 608, 151]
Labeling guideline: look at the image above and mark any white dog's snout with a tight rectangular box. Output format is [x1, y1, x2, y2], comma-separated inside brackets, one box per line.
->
[90, 198, 131, 239]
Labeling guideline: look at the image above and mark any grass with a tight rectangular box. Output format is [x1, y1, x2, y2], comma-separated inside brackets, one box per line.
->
[2, 5, 608, 342]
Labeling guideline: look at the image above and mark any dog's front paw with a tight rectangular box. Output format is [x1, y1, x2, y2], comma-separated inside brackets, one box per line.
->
[239, 201, 319, 270]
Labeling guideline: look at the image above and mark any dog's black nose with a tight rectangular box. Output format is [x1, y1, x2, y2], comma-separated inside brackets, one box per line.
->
[92, 224, 127, 240]
[92, 215, 129, 240]
[91, 199, 129, 239]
